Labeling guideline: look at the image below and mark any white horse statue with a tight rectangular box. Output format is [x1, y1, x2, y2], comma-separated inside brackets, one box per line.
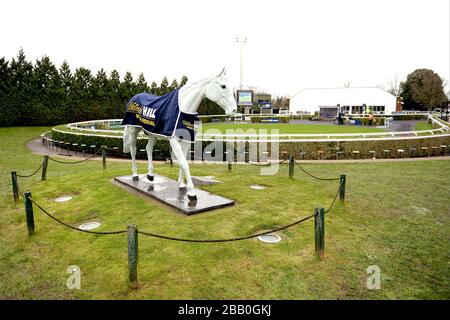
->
[121, 68, 236, 200]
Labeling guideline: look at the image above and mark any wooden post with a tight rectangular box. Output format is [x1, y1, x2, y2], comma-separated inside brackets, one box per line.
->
[314, 208, 325, 259]
[41, 155, 49, 181]
[339, 174, 346, 200]
[11, 171, 19, 202]
[127, 224, 138, 287]
[24, 192, 35, 235]
[288, 155, 295, 179]
[102, 147, 106, 170]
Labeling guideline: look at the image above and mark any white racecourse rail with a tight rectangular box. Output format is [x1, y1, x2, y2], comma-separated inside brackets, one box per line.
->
[61, 115, 450, 143]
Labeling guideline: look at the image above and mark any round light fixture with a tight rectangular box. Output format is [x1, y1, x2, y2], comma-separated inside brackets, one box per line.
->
[78, 221, 101, 230]
[250, 184, 266, 190]
[54, 195, 73, 202]
[257, 234, 281, 244]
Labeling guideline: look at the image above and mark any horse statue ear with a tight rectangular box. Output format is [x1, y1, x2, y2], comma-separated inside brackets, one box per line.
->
[217, 67, 227, 78]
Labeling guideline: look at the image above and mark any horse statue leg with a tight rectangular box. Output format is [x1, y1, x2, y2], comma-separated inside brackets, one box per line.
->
[123, 125, 140, 180]
[169, 138, 196, 200]
[145, 134, 156, 181]
[176, 140, 191, 190]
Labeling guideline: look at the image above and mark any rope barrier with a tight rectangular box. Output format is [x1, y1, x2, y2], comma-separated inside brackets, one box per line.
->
[29, 196, 127, 235]
[48, 147, 102, 164]
[13, 148, 343, 242]
[137, 213, 317, 243]
[324, 180, 343, 213]
[247, 158, 288, 167]
[15, 178, 343, 242]
[16, 161, 44, 178]
[294, 161, 340, 181]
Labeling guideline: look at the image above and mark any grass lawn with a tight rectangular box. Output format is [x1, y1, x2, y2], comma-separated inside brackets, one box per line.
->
[200, 122, 387, 134]
[415, 122, 433, 131]
[54, 121, 387, 138]
[0, 127, 449, 299]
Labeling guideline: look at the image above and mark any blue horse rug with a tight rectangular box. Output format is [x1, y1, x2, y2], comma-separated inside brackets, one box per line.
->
[121, 90, 199, 142]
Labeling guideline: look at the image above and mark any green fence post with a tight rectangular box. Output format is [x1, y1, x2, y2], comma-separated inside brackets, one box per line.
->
[24, 192, 35, 235]
[288, 155, 295, 179]
[314, 207, 325, 259]
[102, 147, 106, 170]
[226, 151, 232, 172]
[339, 174, 346, 200]
[11, 171, 19, 202]
[41, 155, 49, 181]
[127, 224, 138, 287]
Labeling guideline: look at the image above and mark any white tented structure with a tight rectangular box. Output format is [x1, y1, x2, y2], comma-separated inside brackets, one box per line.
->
[289, 87, 397, 117]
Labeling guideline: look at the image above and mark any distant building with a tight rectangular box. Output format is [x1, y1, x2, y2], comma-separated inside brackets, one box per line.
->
[289, 87, 398, 118]
[237, 90, 273, 114]
[253, 93, 271, 107]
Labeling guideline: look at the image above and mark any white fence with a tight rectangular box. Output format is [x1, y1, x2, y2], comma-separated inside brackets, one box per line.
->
[61, 115, 450, 143]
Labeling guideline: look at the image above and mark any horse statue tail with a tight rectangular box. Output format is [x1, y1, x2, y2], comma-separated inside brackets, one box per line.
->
[123, 125, 131, 153]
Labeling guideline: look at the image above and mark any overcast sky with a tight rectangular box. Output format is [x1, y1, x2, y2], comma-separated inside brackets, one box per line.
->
[1, 0, 449, 97]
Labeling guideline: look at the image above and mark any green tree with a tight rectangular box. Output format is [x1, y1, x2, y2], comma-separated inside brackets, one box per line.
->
[121, 71, 134, 97]
[31, 55, 63, 125]
[198, 98, 224, 115]
[91, 68, 109, 119]
[179, 75, 188, 88]
[135, 72, 148, 92]
[0, 57, 14, 126]
[59, 60, 72, 94]
[0, 58, 10, 95]
[159, 76, 169, 95]
[169, 78, 179, 91]
[72, 67, 93, 121]
[58, 60, 73, 123]
[400, 69, 447, 111]
[108, 70, 122, 117]
[9, 49, 33, 125]
[1, 49, 195, 126]
[149, 81, 158, 94]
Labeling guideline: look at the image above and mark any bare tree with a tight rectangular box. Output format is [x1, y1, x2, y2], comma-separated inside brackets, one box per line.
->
[382, 75, 402, 96]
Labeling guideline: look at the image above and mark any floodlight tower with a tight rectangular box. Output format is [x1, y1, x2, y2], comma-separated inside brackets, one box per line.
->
[235, 37, 247, 89]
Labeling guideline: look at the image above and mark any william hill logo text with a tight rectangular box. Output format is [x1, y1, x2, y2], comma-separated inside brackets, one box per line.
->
[142, 107, 156, 119]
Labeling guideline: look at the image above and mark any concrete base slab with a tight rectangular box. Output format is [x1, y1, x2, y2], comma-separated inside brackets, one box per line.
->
[191, 176, 222, 186]
[113, 174, 235, 215]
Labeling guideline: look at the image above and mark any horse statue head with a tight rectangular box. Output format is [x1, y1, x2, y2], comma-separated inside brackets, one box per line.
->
[203, 68, 237, 116]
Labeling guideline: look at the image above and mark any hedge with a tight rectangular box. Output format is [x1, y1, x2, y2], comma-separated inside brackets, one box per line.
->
[276, 136, 450, 159]
[353, 117, 386, 126]
[51, 129, 172, 160]
[51, 127, 450, 161]
[199, 115, 229, 123]
[290, 114, 313, 120]
[390, 114, 426, 120]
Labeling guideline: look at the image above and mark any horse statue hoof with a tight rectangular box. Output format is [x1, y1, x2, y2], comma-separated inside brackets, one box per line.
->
[188, 199, 197, 207]
[179, 186, 187, 192]
[187, 194, 197, 201]
[147, 174, 154, 182]
[132, 176, 139, 181]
